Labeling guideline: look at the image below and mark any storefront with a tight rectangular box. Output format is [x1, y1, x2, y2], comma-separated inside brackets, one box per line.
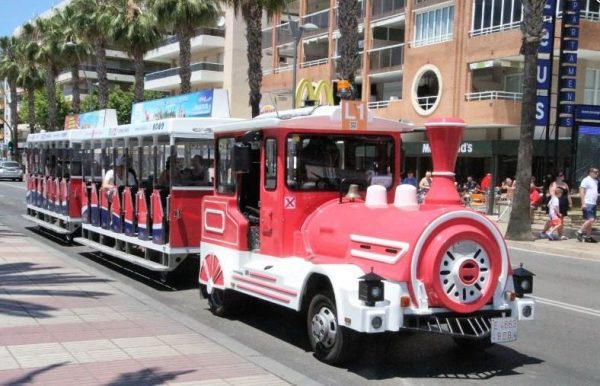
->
[402, 139, 573, 188]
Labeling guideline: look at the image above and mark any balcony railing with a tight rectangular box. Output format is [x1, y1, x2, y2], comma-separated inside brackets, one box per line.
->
[276, 22, 294, 46]
[301, 8, 330, 37]
[60, 65, 136, 77]
[299, 58, 329, 68]
[371, 0, 406, 19]
[464, 91, 523, 101]
[145, 62, 223, 81]
[158, 28, 225, 46]
[368, 100, 391, 109]
[470, 21, 521, 37]
[262, 27, 274, 49]
[368, 43, 404, 71]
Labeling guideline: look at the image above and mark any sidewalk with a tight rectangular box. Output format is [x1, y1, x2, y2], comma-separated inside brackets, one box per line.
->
[0, 223, 317, 386]
[490, 215, 600, 260]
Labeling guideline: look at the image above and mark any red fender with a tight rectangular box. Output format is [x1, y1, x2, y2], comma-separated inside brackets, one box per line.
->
[123, 187, 135, 236]
[136, 189, 149, 240]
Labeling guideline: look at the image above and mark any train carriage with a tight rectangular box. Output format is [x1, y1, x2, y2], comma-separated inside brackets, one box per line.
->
[24, 130, 86, 241]
[70, 117, 238, 283]
[198, 105, 535, 364]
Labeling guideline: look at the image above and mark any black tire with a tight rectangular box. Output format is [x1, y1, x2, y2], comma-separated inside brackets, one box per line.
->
[307, 293, 359, 365]
[64, 233, 74, 244]
[199, 284, 208, 299]
[453, 336, 494, 351]
[207, 288, 238, 317]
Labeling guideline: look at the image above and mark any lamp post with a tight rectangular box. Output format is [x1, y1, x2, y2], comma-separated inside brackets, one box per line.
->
[286, 2, 318, 109]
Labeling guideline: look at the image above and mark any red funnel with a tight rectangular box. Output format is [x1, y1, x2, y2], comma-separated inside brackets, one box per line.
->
[423, 117, 465, 206]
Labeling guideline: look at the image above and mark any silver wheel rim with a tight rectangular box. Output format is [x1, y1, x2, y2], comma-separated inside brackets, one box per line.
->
[439, 240, 490, 303]
[311, 305, 337, 349]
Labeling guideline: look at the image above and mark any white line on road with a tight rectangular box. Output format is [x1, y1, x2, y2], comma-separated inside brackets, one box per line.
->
[509, 246, 600, 262]
[0, 182, 26, 190]
[531, 295, 600, 318]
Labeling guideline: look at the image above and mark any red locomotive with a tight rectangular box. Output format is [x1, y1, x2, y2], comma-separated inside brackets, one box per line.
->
[198, 105, 535, 364]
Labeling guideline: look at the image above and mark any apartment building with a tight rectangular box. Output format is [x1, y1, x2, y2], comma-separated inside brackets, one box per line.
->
[261, 0, 600, 182]
[143, 9, 252, 118]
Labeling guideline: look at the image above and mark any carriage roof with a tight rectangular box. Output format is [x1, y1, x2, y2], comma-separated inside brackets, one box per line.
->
[211, 105, 414, 135]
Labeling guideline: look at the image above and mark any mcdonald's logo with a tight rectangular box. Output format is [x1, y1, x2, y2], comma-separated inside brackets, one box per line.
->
[295, 79, 335, 107]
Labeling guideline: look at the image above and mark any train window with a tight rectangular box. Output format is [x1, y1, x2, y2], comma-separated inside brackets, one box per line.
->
[265, 138, 277, 190]
[286, 134, 395, 191]
[169, 140, 214, 187]
[217, 137, 236, 194]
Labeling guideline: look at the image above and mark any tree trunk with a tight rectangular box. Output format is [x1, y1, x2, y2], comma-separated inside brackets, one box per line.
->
[45, 64, 58, 130]
[9, 82, 19, 160]
[505, 0, 544, 241]
[243, 3, 263, 117]
[95, 40, 109, 109]
[337, 0, 360, 87]
[71, 64, 81, 114]
[133, 50, 145, 103]
[27, 88, 35, 134]
[178, 32, 192, 94]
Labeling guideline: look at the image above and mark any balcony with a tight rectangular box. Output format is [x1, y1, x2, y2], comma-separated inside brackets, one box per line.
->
[144, 62, 224, 92]
[463, 91, 522, 126]
[464, 91, 523, 101]
[56, 65, 136, 84]
[368, 43, 404, 73]
[144, 28, 225, 62]
[371, 0, 405, 20]
[301, 8, 330, 37]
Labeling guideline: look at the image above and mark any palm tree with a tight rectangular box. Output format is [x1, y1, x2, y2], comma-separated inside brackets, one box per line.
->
[151, 0, 219, 94]
[55, 5, 90, 114]
[111, 0, 162, 102]
[71, 0, 114, 109]
[505, 0, 545, 241]
[0, 37, 20, 158]
[15, 36, 44, 133]
[337, 0, 360, 91]
[22, 17, 64, 130]
[221, 0, 286, 117]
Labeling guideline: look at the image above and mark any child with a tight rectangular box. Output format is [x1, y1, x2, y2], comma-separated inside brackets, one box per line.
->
[545, 187, 565, 241]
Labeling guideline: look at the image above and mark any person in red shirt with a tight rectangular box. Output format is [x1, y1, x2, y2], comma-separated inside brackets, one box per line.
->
[480, 173, 492, 192]
[530, 184, 541, 223]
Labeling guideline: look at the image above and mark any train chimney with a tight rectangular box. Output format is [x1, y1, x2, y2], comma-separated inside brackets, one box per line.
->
[423, 117, 465, 206]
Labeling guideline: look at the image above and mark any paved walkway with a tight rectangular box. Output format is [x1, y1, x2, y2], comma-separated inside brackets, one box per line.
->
[0, 223, 317, 386]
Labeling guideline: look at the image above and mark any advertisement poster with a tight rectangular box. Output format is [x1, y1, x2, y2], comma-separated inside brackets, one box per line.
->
[575, 125, 600, 183]
[64, 109, 118, 130]
[131, 89, 214, 123]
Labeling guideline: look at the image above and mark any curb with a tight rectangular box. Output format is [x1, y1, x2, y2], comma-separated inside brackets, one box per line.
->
[505, 239, 600, 260]
[1, 223, 322, 386]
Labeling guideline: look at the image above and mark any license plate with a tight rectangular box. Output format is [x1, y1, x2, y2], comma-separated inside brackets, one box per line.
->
[491, 317, 518, 343]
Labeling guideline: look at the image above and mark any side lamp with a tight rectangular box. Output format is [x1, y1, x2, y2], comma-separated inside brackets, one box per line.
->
[512, 263, 534, 298]
[358, 268, 385, 306]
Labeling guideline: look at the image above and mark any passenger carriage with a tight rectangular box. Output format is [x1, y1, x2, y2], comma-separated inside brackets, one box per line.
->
[70, 117, 237, 283]
[198, 105, 535, 364]
[24, 130, 85, 241]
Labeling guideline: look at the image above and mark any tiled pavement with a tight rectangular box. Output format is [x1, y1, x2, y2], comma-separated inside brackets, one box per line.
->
[0, 223, 316, 386]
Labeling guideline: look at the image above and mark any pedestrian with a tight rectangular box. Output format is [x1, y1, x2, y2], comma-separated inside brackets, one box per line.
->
[552, 171, 572, 222]
[418, 171, 432, 192]
[530, 184, 541, 223]
[576, 167, 599, 243]
[480, 173, 492, 192]
[543, 187, 565, 241]
[402, 170, 417, 187]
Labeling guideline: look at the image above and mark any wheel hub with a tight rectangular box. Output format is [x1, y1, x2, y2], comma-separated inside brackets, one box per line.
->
[311, 306, 337, 348]
[440, 240, 490, 304]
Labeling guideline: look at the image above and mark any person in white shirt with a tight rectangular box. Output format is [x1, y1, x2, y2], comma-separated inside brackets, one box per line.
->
[576, 167, 599, 243]
[545, 187, 564, 241]
[102, 156, 137, 190]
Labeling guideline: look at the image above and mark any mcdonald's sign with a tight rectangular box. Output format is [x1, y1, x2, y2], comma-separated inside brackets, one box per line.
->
[295, 79, 335, 107]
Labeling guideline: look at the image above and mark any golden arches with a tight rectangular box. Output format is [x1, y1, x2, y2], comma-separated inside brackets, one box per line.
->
[295, 79, 335, 107]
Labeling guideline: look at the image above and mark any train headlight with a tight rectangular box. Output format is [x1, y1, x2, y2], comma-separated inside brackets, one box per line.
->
[512, 263, 534, 297]
[359, 269, 385, 306]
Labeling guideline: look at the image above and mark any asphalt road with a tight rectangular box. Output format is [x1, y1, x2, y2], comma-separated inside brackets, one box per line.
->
[2, 180, 599, 385]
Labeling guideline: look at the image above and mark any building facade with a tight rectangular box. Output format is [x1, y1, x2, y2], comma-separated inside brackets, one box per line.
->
[261, 0, 600, 183]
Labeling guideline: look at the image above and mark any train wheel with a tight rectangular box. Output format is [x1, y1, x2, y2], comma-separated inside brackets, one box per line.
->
[307, 293, 358, 365]
[200, 254, 236, 316]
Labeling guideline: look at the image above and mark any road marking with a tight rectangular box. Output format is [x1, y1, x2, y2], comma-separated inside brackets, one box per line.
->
[531, 295, 600, 318]
[509, 246, 600, 262]
[0, 181, 26, 190]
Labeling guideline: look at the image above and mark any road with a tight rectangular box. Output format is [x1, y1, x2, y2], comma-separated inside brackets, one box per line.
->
[2, 180, 599, 385]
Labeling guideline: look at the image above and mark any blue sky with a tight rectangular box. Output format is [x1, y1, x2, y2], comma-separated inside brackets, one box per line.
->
[0, 0, 59, 37]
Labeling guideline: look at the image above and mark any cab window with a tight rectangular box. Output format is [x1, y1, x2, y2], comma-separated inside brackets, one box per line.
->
[217, 137, 236, 194]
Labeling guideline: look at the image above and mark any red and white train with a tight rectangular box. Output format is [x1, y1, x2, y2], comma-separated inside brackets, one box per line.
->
[197, 105, 535, 364]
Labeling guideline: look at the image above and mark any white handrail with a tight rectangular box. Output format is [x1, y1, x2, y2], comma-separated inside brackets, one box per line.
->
[464, 91, 523, 101]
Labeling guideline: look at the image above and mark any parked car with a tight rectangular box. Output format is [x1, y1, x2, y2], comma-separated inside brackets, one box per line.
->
[0, 160, 24, 181]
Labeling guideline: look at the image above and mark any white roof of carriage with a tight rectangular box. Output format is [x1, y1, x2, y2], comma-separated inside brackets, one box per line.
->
[26, 117, 241, 144]
[211, 105, 415, 134]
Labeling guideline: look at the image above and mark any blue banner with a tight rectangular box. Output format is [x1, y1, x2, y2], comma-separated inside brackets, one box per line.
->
[543, 0, 556, 16]
[536, 95, 550, 127]
[539, 20, 555, 54]
[575, 105, 600, 121]
[537, 59, 552, 89]
[131, 90, 214, 123]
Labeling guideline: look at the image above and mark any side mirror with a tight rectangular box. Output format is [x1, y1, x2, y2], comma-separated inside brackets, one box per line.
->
[233, 144, 251, 174]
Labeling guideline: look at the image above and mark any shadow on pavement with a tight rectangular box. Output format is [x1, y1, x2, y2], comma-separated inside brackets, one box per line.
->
[2, 363, 67, 385]
[25, 226, 76, 247]
[106, 367, 195, 386]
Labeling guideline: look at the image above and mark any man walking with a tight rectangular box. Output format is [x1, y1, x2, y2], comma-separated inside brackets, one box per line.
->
[577, 167, 599, 243]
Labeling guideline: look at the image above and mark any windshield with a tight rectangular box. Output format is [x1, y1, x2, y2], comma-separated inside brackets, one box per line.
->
[286, 134, 395, 191]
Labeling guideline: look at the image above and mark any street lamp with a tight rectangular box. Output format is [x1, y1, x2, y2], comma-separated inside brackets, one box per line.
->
[285, 1, 318, 109]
